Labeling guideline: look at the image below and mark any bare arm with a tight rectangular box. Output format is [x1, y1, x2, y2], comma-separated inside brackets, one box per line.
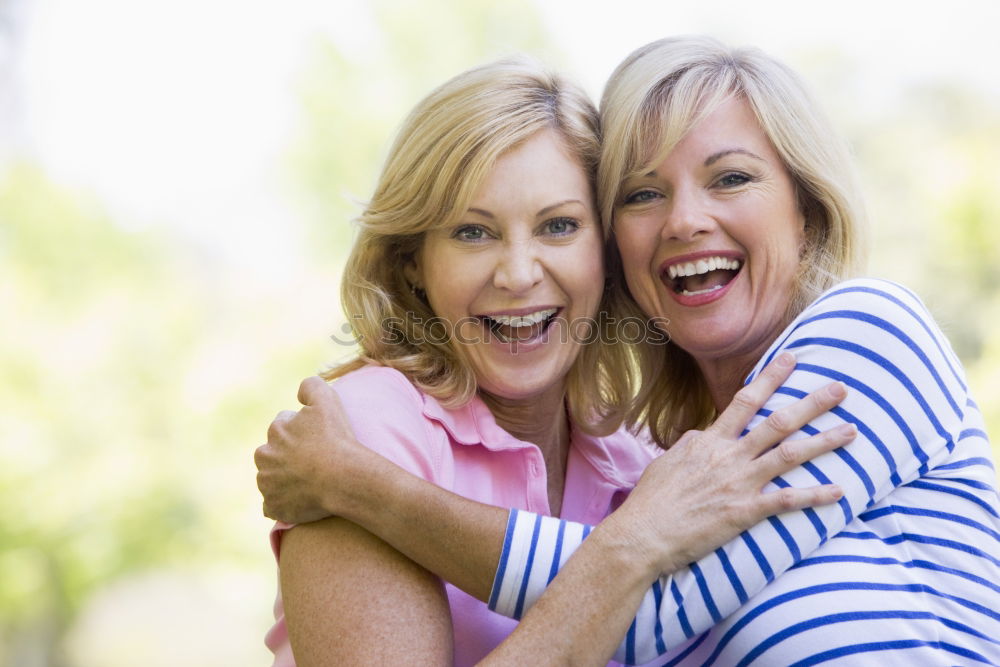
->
[259, 387, 509, 602]
[479, 508, 656, 666]
[262, 405, 657, 664]
[486, 281, 993, 665]
[484, 356, 853, 665]
[279, 516, 453, 665]
[257, 352, 846, 605]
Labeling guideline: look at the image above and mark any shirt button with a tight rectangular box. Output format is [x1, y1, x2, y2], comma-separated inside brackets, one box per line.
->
[529, 461, 539, 476]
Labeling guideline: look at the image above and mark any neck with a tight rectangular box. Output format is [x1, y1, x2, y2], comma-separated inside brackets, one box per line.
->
[696, 354, 759, 413]
[480, 385, 570, 455]
[480, 384, 571, 516]
[697, 310, 798, 412]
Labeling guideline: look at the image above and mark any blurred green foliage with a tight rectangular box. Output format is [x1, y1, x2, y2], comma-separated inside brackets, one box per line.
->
[1, 2, 999, 664]
[1, 1, 551, 664]
[0, 164, 329, 664]
[291, 0, 549, 256]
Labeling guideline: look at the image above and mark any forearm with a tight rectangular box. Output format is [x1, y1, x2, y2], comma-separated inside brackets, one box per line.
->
[331, 442, 507, 603]
[482, 509, 659, 666]
[488, 282, 973, 663]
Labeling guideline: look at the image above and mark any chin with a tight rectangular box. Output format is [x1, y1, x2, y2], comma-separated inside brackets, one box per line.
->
[479, 369, 567, 403]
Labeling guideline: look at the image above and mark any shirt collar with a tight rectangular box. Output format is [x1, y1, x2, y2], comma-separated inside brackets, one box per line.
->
[420, 392, 655, 488]
[420, 392, 530, 452]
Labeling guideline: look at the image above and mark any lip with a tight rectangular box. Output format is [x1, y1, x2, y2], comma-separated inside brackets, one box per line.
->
[658, 249, 744, 274]
[477, 305, 561, 318]
[659, 250, 744, 308]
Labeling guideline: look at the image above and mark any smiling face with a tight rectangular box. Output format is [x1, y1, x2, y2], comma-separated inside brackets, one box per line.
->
[614, 97, 805, 391]
[408, 129, 604, 405]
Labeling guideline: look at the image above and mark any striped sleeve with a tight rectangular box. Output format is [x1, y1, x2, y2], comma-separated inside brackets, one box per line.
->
[488, 279, 996, 664]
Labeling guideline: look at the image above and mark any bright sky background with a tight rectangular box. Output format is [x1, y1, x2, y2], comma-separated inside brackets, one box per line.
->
[7, 0, 1000, 272]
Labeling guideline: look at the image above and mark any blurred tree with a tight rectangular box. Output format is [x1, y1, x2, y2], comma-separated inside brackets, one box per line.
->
[290, 0, 549, 258]
[0, 164, 326, 665]
[853, 82, 1000, 464]
[0, 2, 553, 664]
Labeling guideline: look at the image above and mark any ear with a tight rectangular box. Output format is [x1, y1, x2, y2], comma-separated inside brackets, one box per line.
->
[403, 253, 423, 291]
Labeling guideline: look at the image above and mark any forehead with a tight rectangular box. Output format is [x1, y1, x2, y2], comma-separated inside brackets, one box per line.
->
[630, 96, 783, 181]
[675, 98, 772, 155]
[470, 129, 591, 206]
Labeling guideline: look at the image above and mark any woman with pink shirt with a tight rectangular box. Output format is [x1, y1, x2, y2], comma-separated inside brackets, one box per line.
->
[258, 56, 852, 665]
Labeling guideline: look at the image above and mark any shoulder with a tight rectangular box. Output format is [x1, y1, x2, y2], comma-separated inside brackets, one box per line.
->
[768, 278, 955, 364]
[331, 364, 426, 412]
[805, 279, 961, 376]
[762, 278, 968, 417]
[330, 365, 445, 479]
[798, 278, 935, 330]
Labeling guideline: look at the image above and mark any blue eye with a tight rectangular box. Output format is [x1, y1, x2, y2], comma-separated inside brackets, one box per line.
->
[544, 217, 579, 235]
[623, 189, 660, 205]
[717, 172, 751, 187]
[453, 225, 487, 241]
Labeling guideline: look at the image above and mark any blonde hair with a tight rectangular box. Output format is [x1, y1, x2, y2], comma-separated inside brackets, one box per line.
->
[325, 57, 632, 433]
[599, 36, 870, 446]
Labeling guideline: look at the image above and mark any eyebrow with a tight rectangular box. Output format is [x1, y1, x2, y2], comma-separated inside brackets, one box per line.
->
[704, 148, 765, 166]
[538, 199, 585, 217]
[466, 208, 494, 219]
[467, 199, 584, 220]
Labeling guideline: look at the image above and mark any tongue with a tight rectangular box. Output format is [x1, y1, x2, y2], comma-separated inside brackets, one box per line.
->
[496, 321, 546, 342]
[680, 269, 737, 293]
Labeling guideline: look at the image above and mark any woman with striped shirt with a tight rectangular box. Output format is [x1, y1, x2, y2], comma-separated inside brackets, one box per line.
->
[258, 36, 1000, 665]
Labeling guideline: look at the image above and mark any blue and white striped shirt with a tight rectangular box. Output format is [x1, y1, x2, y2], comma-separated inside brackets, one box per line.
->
[488, 279, 1000, 665]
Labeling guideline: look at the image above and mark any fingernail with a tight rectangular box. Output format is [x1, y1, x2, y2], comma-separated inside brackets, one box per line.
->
[838, 423, 858, 437]
[777, 352, 795, 367]
[827, 382, 847, 399]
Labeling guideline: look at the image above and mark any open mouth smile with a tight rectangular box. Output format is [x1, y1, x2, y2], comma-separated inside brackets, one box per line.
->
[481, 308, 559, 343]
[665, 255, 743, 296]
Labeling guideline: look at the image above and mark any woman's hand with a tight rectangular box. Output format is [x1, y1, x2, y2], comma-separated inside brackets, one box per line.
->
[610, 351, 855, 576]
[255, 376, 372, 524]
[483, 354, 854, 666]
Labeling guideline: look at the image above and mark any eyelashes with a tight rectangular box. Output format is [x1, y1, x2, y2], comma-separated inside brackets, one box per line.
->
[451, 225, 490, 241]
[543, 217, 580, 236]
[715, 171, 753, 188]
[621, 170, 758, 205]
[449, 218, 582, 242]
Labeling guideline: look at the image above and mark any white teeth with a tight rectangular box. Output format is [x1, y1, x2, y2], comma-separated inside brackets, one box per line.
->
[488, 308, 557, 328]
[681, 284, 725, 297]
[667, 256, 741, 280]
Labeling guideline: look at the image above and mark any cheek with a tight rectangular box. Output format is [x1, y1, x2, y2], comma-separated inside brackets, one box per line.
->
[615, 233, 656, 295]
[613, 228, 643, 276]
[424, 265, 474, 317]
[564, 261, 605, 314]
[614, 227, 638, 265]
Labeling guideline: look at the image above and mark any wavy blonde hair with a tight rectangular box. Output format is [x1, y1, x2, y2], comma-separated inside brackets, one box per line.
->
[599, 36, 869, 447]
[324, 57, 634, 433]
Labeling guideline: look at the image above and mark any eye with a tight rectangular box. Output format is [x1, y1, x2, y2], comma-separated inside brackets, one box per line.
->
[716, 172, 752, 188]
[542, 217, 579, 236]
[451, 224, 490, 242]
[622, 189, 661, 205]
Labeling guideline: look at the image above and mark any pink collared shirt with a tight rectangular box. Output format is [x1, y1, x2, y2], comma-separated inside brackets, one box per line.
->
[265, 364, 657, 666]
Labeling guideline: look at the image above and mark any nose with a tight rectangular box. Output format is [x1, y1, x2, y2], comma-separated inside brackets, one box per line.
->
[662, 186, 713, 242]
[493, 239, 544, 293]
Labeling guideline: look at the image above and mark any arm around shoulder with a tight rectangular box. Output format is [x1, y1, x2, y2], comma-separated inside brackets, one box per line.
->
[276, 368, 511, 603]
